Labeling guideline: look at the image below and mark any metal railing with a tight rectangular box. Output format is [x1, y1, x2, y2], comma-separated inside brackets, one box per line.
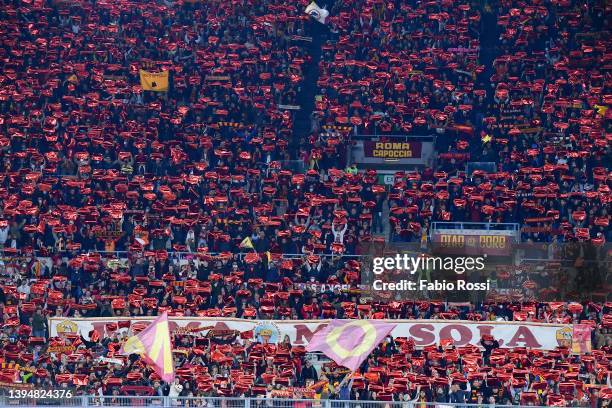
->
[466, 162, 497, 176]
[430, 222, 520, 232]
[352, 134, 436, 142]
[0, 395, 556, 408]
[278, 159, 308, 174]
[1, 249, 369, 261]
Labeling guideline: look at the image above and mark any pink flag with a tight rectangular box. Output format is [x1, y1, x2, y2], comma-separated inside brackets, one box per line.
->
[119, 312, 175, 382]
[306, 320, 396, 371]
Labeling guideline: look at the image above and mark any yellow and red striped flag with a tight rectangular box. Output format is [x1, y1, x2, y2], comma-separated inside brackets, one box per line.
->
[119, 312, 175, 382]
[306, 320, 396, 371]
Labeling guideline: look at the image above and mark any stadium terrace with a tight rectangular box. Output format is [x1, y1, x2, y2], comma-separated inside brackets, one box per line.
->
[0, 0, 609, 405]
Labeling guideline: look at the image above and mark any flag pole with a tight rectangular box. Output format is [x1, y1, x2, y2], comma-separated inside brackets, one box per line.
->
[338, 370, 352, 388]
[335, 369, 355, 399]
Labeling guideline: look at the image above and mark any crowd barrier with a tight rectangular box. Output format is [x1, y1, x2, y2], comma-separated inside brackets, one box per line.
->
[351, 134, 436, 142]
[0, 395, 554, 408]
[429, 222, 521, 233]
[0, 250, 369, 261]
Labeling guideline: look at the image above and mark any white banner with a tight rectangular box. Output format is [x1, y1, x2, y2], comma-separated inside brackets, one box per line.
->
[49, 317, 572, 351]
[305, 1, 329, 24]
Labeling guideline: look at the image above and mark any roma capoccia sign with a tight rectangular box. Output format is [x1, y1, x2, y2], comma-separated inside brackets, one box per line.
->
[363, 141, 423, 159]
[49, 317, 572, 351]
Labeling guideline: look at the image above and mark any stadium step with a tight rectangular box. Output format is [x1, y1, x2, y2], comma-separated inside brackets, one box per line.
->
[478, 2, 501, 99]
[290, 19, 330, 157]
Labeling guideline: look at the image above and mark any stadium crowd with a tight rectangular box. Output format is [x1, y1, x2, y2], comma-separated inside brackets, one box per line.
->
[315, 0, 611, 245]
[0, 0, 609, 404]
[1, 253, 611, 405]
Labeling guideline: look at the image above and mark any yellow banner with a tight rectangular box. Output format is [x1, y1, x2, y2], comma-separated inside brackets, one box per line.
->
[139, 70, 169, 92]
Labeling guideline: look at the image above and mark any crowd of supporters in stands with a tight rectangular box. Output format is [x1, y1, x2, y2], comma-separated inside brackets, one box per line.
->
[0, 0, 609, 403]
[316, 0, 610, 245]
[1, 252, 611, 404]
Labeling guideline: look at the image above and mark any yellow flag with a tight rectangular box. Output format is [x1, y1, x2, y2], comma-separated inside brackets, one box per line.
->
[239, 237, 254, 249]
[594, 105, 608, 117]
[139, 69, 169, 92]
[482, 134, 492, 143]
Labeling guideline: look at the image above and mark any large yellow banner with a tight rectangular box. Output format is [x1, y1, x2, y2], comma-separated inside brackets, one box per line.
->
[139, 69, 169, 92]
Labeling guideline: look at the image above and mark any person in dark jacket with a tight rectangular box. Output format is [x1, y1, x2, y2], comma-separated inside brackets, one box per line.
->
[299, 359, 318, 386]
[449, 383, 469, 404]
[480, 335, 500, 365]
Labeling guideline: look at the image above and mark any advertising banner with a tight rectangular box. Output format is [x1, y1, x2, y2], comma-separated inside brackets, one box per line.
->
[49, 317, 572, 351]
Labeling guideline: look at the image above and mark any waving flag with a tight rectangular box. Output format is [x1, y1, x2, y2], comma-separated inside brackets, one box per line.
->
[306, 320, 396, 371]
[119, 312, 175, 382]
[594, 104, 608, 117]
[139, 69, 169, 92]
[239, 237, 254, 249]
[305, 1, 329, 24]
